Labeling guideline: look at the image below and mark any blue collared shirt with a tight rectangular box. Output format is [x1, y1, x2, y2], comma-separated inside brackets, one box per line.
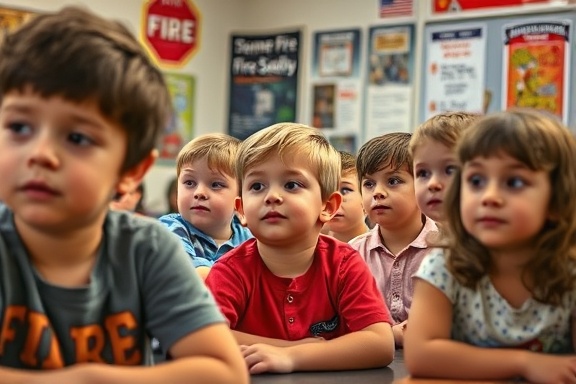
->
[159, 213, 252, 268]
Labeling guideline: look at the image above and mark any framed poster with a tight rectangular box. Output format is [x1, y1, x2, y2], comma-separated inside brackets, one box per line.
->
[424, 24, 487, 119]
[228, 30, 300, 140]
[313, 30, 361, 78]
[502, 21, 571, 122]
[160, 72, 195, 159]
[365, 24, 415, 138]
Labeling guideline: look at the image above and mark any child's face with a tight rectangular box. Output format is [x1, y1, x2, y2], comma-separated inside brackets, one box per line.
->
[325, 171, 364, 234]
[361, 163, 420, 230]
[237, 154, 330, 246]
[412, 140, 458, 223]
[0, 89, 131, 231]
[177, 158, 238, 238]
[460, 153, 551, 252]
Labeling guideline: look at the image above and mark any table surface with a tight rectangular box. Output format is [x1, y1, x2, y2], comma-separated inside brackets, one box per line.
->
[251, 349, 409, 384]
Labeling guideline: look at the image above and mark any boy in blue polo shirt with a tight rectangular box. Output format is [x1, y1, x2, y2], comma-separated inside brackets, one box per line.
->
[160, 133, 252, 280]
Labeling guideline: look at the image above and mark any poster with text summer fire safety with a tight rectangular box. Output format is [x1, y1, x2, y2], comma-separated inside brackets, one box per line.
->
[503, 21, 571, 123]
[228, 30, 300, 140]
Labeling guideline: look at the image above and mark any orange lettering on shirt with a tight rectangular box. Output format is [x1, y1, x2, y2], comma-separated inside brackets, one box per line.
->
[104, 311, 141, 365]
[0, 305, 26, 355]
[70, 325, 105, 363]
[20, 311, 63, 369]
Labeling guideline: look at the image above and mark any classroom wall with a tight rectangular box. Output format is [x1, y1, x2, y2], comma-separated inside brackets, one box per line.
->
[4, 1, 575, 213]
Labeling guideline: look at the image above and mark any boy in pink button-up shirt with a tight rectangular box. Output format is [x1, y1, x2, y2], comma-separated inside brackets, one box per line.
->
[349, 132, 437, 348]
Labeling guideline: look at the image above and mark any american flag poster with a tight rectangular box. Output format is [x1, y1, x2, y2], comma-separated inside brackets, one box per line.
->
[379, 0, 413, 18]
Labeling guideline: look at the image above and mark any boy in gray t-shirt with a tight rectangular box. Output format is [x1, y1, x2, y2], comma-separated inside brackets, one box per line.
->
[0, 6, 247, 384]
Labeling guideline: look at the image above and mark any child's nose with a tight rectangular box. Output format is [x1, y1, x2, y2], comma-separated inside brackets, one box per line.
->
[265, 187, 283, 204]
[28, 132, 60, 169]
[481, 182, 503, 206]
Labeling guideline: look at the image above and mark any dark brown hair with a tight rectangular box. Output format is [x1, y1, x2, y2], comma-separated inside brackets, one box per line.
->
[0, 6, 172, 172]
[356, 132, 412, 180]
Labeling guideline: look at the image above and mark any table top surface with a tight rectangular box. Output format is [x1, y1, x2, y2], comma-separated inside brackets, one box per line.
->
[251, 349, 409, 384]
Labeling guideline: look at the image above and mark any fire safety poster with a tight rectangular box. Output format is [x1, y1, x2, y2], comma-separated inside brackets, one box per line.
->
[227, 30, 301, 140]
[502, 21, 571, 122]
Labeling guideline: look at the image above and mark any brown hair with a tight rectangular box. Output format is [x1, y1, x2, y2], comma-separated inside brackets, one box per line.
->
[356, 132, 412, 180]
[339, 151, 357, 176]
[443, 109, 576, 305]
[0, 6, 172, 172]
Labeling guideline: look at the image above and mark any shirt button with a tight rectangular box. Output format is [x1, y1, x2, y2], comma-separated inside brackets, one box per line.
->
[287, 294, 294, 303]
[288, 317, 294, 323]
[393, 292, 400, 300]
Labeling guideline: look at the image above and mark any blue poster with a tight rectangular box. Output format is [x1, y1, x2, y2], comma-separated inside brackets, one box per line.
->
[228, 30, 301, 140]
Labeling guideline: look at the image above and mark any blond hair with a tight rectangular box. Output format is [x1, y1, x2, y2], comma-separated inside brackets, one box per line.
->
[409, 112, 480, 156]
[236, 123, 340, 201]
[177, 133, 241, 178]
[444, 109, 576, 305]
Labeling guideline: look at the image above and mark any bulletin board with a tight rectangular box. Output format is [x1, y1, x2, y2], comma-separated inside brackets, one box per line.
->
[419, 11, 576, 127]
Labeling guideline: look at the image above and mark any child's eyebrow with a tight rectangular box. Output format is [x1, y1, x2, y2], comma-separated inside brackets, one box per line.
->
[1, 104, 32, 114]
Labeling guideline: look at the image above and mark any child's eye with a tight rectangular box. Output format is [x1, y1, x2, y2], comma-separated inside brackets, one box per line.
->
[211, 181, 227, 190]
[445, 165, 458, 176]
[6, 122, 32, 136]
[68, 132, 94, 146]
[507, 176, 526, 189]
[362, 180, 375, 189]
[388, 177, 402, 186]
[466, 174, 485, 189]
[184, 180, 197, 188]
[415, 169, 430, 179]
[340, 187, 353, 195]
[285, 181, 302, 191]
[249, 182, 264, 191]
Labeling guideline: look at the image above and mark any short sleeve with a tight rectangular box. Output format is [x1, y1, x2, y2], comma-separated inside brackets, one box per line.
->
[414, 248, 458, 303]
[205, 257, 246, 328]
[139, 223, 224, 351]
[337, 248, 393, 330]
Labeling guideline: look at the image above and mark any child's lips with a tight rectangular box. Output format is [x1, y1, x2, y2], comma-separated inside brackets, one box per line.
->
[191, 205, 209, 211]
[262, 211, 286, 220]
[19, 181, 61, 201]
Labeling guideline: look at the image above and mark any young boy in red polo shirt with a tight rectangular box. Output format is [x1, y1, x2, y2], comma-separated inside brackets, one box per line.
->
[205, 123, 394, 374]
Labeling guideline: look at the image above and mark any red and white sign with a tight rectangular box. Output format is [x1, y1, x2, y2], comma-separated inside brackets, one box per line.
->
[433, 0, 549, 13]
[142, 0, 201, 66]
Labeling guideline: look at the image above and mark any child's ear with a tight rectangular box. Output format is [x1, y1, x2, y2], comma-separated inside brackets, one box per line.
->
[115, 150, 157, 196]
[319, 191, 342, 223]
[234, 196, 248, 226]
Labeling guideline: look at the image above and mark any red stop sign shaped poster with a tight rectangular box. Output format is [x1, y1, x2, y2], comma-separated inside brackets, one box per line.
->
[142, 0, 201, 66]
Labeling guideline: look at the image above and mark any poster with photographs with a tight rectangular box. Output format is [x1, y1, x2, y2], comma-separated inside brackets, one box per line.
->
[365, 24, 415, 138]
[310, 29, 362, 150]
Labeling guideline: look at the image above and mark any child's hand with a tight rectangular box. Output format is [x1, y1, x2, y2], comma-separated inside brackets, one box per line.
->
[392, 320, 407, 347]
[240, 344, 295, 374]
[523, 354, 576, 383]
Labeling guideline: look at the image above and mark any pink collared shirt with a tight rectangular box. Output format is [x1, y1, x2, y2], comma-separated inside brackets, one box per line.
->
[349, 217, 437, 324]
